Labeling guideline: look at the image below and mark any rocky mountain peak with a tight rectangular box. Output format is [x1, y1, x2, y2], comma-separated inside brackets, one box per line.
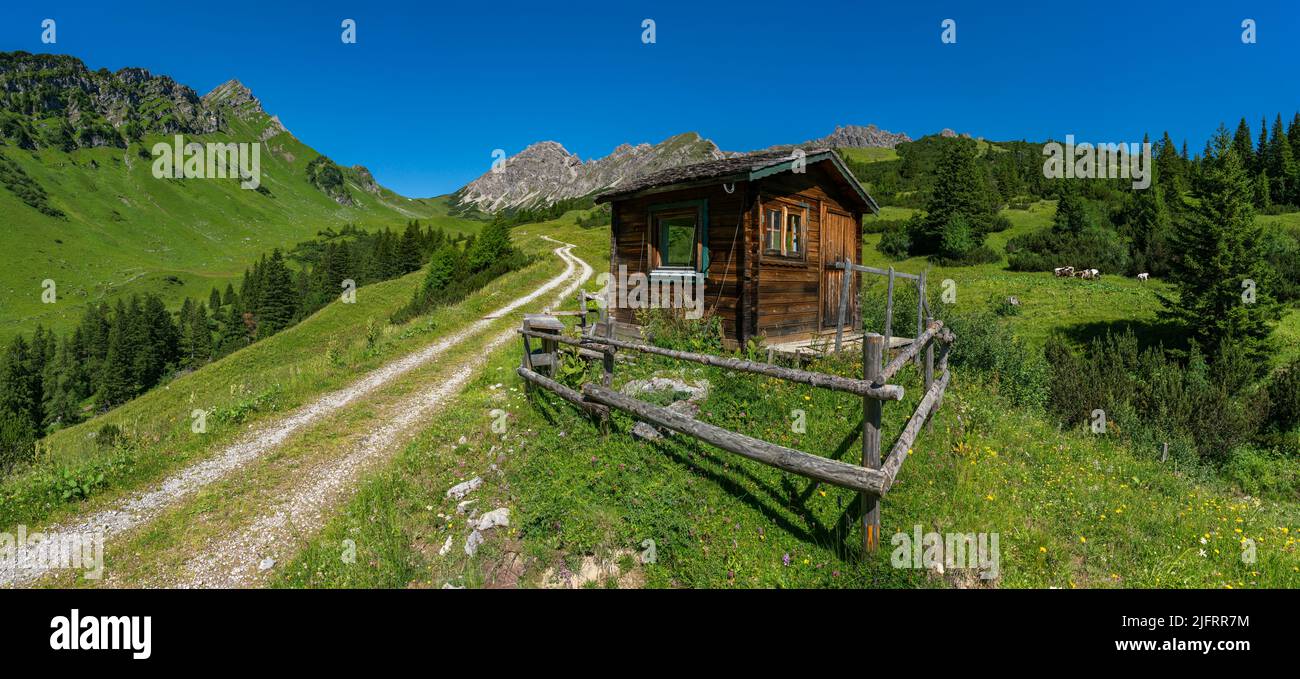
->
[203, 79, 264, 115]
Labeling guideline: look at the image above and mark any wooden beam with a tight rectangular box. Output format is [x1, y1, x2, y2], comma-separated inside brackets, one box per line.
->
[834, 262, 852, 352]
[517, 367, 610, 420]
[581, 383, 889, 495]
[831, 261, 921, 281]
[880, 368, 951, 488]
[879, 320, 944, 384]
[862, 333, 884, 553]
[519, 329, 904, 401]
[882, 267, 895, 369]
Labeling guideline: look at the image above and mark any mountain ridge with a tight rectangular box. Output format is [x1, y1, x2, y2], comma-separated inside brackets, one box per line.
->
[452, 124, 912, 214]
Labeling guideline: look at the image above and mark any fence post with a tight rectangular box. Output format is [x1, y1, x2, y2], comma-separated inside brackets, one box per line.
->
[915, 271, 926, 367]
[924, 316, 935, 431]
[862, 333, 884, 554]
[835, 262, 852, 353]
[882, 267, 895, 368]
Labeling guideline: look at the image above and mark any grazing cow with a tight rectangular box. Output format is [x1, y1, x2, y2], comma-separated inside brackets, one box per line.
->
[1089, 268, 1100, 280]
[1137, 272, 1149, 282]
[1054, 266, 1074, 278]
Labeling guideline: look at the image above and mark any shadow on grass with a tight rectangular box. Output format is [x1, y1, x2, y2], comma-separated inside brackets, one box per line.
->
[1059, 317, 1189, 354]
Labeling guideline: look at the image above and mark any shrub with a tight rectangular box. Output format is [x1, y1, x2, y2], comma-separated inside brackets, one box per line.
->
[95, 423, 123, 450]
[876, 222, 911, 259]
[940, 307, 1049, 409]
[1267, 359, 1300, 431]
[0, 409, 37, 473]
[635, 308, 725, 355]
[1043, 332, 1270, 465]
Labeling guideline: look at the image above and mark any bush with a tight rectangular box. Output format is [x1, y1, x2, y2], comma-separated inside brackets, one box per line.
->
[0, 409, 36, 473]
[876, 222, 911, 259]
[95, 423, 123, 450]
[940, 307, 1049, 409]
[1004, 225, 1130, 273]
[1267, 359, 1300, 431]
[1043, 332, 1269, 465]
[635, 308, 725, 355]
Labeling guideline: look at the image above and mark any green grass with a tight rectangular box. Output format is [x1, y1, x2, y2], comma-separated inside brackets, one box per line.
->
[0, 226, 564, 535]
[275, 210, 1300, 589]
[838, 147, 899, 164]
[0, 111, 484, 344]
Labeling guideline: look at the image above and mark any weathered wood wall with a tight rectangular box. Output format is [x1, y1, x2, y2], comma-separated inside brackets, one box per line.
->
[610, 182, 752, 340]
[608, 161, 864, 344]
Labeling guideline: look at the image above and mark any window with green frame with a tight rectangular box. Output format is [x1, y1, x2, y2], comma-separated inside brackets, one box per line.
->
[650, 200, 708, 273]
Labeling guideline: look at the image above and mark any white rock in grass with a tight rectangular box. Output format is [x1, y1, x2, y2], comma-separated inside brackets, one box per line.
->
[258, 558, 275, 571]
[475, 508, 510, 531]
[446, 476, 482, 500]
[456, 499, 478, 514]
[438, 535, 453, 556]
[465, 530, 484, 556]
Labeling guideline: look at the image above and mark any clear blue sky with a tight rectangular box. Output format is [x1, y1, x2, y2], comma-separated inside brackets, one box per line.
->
[3, 0, 1298, 197]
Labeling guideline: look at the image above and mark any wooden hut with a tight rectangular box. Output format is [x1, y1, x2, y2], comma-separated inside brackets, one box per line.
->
[594, 149, 879, 347]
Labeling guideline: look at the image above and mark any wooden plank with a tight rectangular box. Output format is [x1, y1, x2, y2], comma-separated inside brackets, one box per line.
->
[862, 333, 884, 553]
[834, 263, 851, 352]
[581, 384, 889, 495]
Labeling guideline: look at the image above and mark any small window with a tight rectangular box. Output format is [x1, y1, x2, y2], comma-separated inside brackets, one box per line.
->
[762, 201, 808, 260]
[765, 208, 782, 251]
[660, 214, 697, 268]
[649, 201, 707, 273]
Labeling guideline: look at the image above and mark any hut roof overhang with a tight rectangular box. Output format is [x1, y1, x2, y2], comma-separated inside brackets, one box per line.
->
[594, 148, 879, 215]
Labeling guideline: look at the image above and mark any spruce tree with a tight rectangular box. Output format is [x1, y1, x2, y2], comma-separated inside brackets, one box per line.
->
[1232, 118, 1255, 171]
[1268, 114, 1294, 205]
[466, 220, 515, 273]
[1161, 128, 1279, 370]
[190, 303, 213, 365]
[1052, 181, 1089, 235]
[912, 138, 993, 256]
[98, 300, 137, 408]
[0, 336, 36, 429]
[254, 249, 297, 337]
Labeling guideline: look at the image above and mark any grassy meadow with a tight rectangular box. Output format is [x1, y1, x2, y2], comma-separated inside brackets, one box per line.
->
[0, 109, 482, 344]
[275, 210, 1299, 589]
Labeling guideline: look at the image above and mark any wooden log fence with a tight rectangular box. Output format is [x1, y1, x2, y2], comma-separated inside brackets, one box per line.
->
[831, 260, 930, 360]
[516, 298, 956, 557]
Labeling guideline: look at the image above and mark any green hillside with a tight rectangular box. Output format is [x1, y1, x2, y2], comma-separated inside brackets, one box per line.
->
[0, 51, 482, 343]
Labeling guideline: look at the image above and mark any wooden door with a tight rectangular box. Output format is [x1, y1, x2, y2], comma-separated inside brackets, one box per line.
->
[822, 209, 857, 328]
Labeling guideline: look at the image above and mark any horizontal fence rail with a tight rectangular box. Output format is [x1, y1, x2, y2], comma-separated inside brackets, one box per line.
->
[582, 384, 890, 495]
[517, 328, 905, 401]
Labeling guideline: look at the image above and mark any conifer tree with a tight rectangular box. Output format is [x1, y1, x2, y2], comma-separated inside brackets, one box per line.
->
[98, 300, 137, 408]
[255, 249, 297, 337]
[1161, 127, 1279, 370]
[190, 303, 213, 365]
[1232, 117, 1255, 171]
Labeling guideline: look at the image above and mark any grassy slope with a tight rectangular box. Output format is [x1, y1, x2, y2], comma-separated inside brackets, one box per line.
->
[0, 109, 482, 343]
[0, 227, 558, 534]
[275, 212, 1299, 589]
